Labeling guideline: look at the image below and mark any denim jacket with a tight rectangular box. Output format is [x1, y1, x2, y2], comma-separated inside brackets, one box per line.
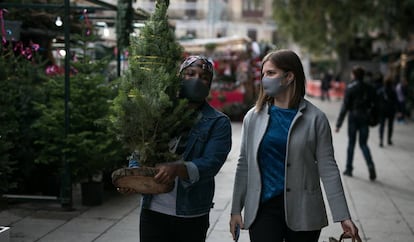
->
[140, 102, 232, 216]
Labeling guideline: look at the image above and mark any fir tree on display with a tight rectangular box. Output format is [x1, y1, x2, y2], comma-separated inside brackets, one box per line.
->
[0, 40, 47, 195]
[0, 53, 18, 195]
[32, 15, 123, 185]
[116, 0, 134, 76]
[110, 0, 195, 168]
[116, 0, 134, 50]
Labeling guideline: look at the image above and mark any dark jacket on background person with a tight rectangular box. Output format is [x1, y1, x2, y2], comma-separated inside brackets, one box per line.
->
[377, 83, 398, 117]
[336, 79, 377, 128]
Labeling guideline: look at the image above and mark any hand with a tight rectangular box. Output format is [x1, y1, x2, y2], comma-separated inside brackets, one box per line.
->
[229, 214, 244, 241]
[116, 187, 136, 195]
[341, 219, 361, 241]
[154, 162, 180, 184]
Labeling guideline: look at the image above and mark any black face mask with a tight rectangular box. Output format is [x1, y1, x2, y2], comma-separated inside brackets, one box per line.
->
[179, 78, 210, 103]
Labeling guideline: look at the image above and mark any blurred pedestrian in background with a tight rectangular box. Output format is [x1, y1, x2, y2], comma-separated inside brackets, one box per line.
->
[230, 49, 361, 242]
[396, 79, 408, 123]
[377, 74, 398, 147]
[320, 71, 332, 101]
[336, 66, 377, 181]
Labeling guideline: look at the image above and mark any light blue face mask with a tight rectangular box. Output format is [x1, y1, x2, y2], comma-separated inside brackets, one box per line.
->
[261, 73, 292, 97]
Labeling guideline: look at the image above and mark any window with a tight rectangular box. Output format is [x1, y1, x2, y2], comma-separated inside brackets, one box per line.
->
[186, 30, 196, 39]
[186, 0, 197, 18]
[242, 0, 263, 17]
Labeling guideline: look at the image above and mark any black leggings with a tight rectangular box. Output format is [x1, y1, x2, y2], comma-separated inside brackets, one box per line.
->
[140, 209, 209, 242]
[249, 195, 321, 242]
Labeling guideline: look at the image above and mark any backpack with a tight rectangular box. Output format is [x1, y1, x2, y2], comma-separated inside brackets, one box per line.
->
[353, 82, 379, 127]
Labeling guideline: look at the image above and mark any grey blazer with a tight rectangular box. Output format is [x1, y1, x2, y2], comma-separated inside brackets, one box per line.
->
[231, 99, 351, 231]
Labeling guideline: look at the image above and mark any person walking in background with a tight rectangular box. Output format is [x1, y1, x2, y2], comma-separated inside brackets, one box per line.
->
[119, 56, 232, 242]
[336, 66, 377, 181]
[320, 71, 332, 101]
[230, 49, 360, 242]
[396, 79, 408, 123]
[377, 74, 398, 147]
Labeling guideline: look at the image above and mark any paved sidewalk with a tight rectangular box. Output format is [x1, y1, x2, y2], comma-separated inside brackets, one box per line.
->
[1, 97, 414, 242]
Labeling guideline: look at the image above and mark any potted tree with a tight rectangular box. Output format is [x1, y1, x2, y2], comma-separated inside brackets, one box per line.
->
[110, 0, 196, 194]
[0, 41, 48, 203]
[33, 22, 123, 206]
[0, 51, 18, 207]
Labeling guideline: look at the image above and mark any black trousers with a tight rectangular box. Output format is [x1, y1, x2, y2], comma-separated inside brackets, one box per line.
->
[249, 195, 321, 242]
[379, 112, 395, 144]
[140, 209, 209, 242]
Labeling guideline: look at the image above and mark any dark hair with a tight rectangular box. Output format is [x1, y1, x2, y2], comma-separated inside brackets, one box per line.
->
[383, 74, 394, 87]
[352, 66, 365, 81]
[255, 49, 306, 111]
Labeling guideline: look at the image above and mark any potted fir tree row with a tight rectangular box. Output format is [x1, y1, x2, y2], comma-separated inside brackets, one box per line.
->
[33, 23, 123, 206]
[0, 41, 49, 202]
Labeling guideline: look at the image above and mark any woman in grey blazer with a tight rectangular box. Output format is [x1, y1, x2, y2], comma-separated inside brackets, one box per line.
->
[229, 50, 360, 242]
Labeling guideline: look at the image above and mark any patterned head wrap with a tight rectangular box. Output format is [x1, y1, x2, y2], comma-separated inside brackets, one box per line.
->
[179, 55, 214, 78]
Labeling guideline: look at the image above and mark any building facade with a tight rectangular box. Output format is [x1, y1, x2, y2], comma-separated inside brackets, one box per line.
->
[133, 0, 277, 43]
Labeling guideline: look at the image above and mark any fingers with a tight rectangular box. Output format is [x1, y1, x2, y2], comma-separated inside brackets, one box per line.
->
[229, 223, 236, 240]
[229, 215, 243, 241]
[154, 170, 173, 184]
[341, 219, 359, 239]
[116, 187, 135, 195]
[154, 164, 177, 184]
[229, 222, 242, 241]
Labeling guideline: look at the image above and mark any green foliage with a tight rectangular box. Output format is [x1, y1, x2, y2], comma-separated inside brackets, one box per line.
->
[273, 1, 359, 54]
[110, 1, 195, 167]
[34, 71, 122, 182]
[33, 25, 124, 182]
[0, 45, 49, 193]
[205, 43, 217, 52]
[116, 0, 134, 49]
[272, 0, 414, 59]
[0, 52, 18, 193]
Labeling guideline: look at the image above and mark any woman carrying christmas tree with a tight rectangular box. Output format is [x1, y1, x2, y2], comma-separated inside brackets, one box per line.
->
[119, 56, 232, 242]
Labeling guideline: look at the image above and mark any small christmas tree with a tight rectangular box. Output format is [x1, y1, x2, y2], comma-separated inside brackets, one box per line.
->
[110, 0, 195, 167]
[32, 16, 123, 183]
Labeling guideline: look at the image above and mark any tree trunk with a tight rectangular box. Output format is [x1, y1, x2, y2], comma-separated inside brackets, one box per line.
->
[336, 44, 350, 82]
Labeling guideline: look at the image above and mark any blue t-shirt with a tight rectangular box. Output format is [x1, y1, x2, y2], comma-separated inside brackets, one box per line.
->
[258, 105, 297, 202]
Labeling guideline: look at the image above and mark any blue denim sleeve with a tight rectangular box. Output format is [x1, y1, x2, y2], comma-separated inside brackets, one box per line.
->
[191, 116, 232, 180]
[181, 162, 200, 187]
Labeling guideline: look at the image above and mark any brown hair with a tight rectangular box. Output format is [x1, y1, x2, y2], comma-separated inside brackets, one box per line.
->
[383, 74, 394, 87]
[255, 49, 306, 111]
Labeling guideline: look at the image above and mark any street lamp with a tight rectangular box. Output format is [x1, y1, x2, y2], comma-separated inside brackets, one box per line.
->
[60, 0, 72, 210]
[55, 16, 62, 27]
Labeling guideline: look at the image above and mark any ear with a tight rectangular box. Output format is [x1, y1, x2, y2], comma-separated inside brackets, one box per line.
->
[285, 72, 294, 81]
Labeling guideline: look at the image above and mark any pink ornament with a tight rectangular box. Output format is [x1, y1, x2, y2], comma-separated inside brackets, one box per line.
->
[0, 9, 8, 45]
[82, 9, 92, 36]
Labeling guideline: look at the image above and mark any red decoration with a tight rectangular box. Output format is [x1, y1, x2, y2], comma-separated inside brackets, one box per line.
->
[82, 9, 92, 36]
[0, 9, 8, 45]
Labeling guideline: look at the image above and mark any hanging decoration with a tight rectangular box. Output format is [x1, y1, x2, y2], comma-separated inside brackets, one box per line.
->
[80, 9, 92, 36]
[0, 8, 8, 45]
[1, 8, 40, 61]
